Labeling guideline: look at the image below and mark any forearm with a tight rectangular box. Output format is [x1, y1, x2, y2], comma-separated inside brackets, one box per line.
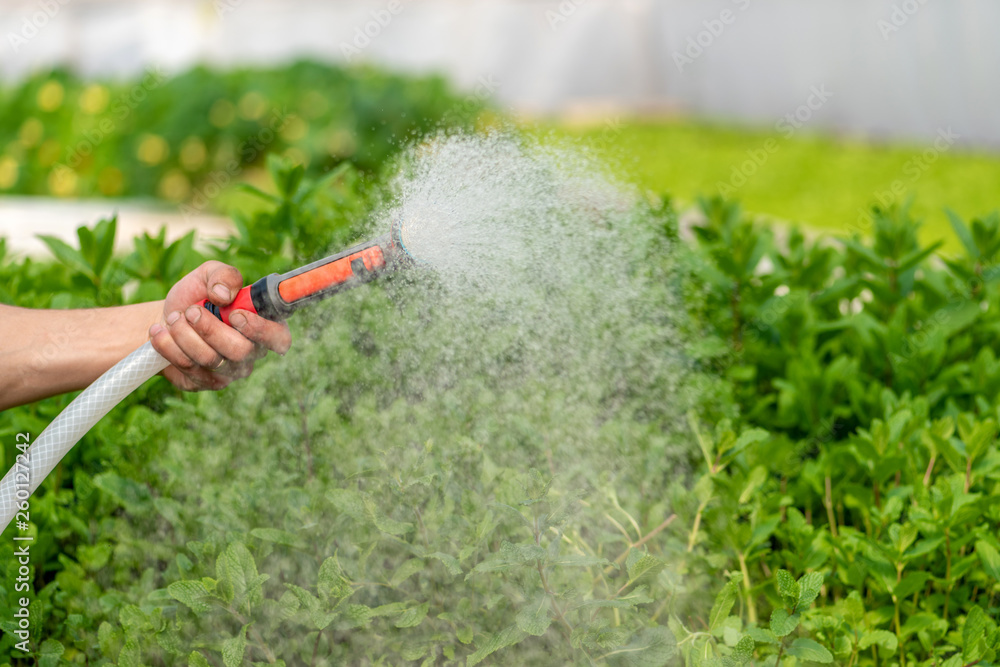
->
[0, 301, 163, 410]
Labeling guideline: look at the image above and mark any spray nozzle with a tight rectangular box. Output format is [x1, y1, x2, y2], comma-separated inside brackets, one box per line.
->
[200, 220, 415, 326]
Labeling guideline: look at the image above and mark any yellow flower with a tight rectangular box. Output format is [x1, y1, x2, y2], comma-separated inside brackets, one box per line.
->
[18, 118, 43, 148]
[79, 85, 110, 115]
[179, 137, 207, 171]
[301, 90, 329, 118]
[0, 156, 19, 189]
[283, 147, 309, 167]
[48, 167, 77, 197]
[280, 115, 309, 142]
[137, 134, 169, 166]
[37, 81, 65, 112]
[98, 167, 124, 196]
[37, 139, 61, 167]
[209, 99, 235, 128]
[326, 129, 356, 157]
[237, 91, 267, 121]
[157, 169, 191, 202]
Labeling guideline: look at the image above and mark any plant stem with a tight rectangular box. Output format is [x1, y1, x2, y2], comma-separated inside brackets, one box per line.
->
[737, 551, 758, 625]
[687, 503, 706, 552]
[298, 396, 313, 480]
[944, 527, 952, 622]
[311, 630, 322, 667]
[825, 476, 838, 537]
[534, 514, 574, 637]
[923, 454, 936, 487]
[965, 456, 973, 493]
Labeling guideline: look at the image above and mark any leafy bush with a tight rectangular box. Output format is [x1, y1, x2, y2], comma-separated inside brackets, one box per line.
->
[0, 61, 484, 202]
[3, 153, 1000, 666]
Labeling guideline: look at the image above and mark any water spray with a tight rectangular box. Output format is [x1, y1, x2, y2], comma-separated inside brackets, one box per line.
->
[0, 222, 415, 532]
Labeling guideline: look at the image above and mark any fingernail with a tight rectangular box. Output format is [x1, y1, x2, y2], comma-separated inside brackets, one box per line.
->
[166, 311, 181, 326]
[149, 323, 164, 337]
[230, 312, 247, 330]
[185, 305, 202, 324]
[212, 284, 231, 301]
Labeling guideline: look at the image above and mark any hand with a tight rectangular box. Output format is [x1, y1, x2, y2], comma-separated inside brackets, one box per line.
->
[149, 261, 292, 391]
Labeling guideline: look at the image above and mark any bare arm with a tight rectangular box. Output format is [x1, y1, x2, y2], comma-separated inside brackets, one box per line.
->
[0, 301, 161, 410]
[0, 261, 291, 411]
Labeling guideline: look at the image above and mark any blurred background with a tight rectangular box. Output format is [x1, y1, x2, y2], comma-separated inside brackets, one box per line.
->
[2, 0, 999, 247]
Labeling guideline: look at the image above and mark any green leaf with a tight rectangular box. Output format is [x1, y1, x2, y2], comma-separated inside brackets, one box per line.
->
[842, 591, 865, 626]
[188, 652, 212, 667]
[977, 540, 1000, 582]
[964, 605, 989, 662]
[547, 554, 614, 568]
[893, 571, 931, 600]
[38, 639, 64, 667]
[731, 635, 755, 665]
[859, 630, 898, 652]
[390, 558, 426, 588]
[605, 626, 677, 667]
[394, 601, 429, 628]
[427, 551, 462, 576]
[688, 411, 715, 472]
[37, 234, 94, 279]
[796, 571, 824, 609]
[216, 542, 264, 609]
[249, 527, 305, 549]
[626, 553, 666, 586]
[571, 586, 653, 611]
[284, 583, 336, 630]
[516, 598, 552, 636]
[775, 569, 799, 607]
[770, 608, 800, 637]
[709, 578, 740, 633]
[318, 557, 352, 604]
[98, 622, 122, 657]
[947, 208, 979, 259]
[222, 630, 247, 667]
[168, 580, 213, 615]
[786, 637, 833, 663]
[729, 428, 769, 458]
[467, 625, 528, 666]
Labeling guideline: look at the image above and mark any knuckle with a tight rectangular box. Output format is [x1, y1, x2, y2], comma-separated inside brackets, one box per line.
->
[173, 354, 197, 371]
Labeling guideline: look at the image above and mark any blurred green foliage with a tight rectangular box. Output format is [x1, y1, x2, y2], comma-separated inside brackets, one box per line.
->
[554, 119, 1000, 249]
[0, 61, 484, 204]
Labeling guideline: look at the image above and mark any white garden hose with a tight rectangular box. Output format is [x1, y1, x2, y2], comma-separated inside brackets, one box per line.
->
[0, 342, 169, 532]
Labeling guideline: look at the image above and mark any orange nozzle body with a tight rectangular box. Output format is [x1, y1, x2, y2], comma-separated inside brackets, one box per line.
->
[278, 245, 386, 303]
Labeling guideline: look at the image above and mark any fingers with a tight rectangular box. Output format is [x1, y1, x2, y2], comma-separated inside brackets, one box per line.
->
[228, 310, 292, 356]
[180, 305, 257, 363]
[154, 260, 294, 394]
[161, 365, 231, 392]
[150, 325, 230, 391]
[203, 262, 245, 306]
[165, 260, 245, 310]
